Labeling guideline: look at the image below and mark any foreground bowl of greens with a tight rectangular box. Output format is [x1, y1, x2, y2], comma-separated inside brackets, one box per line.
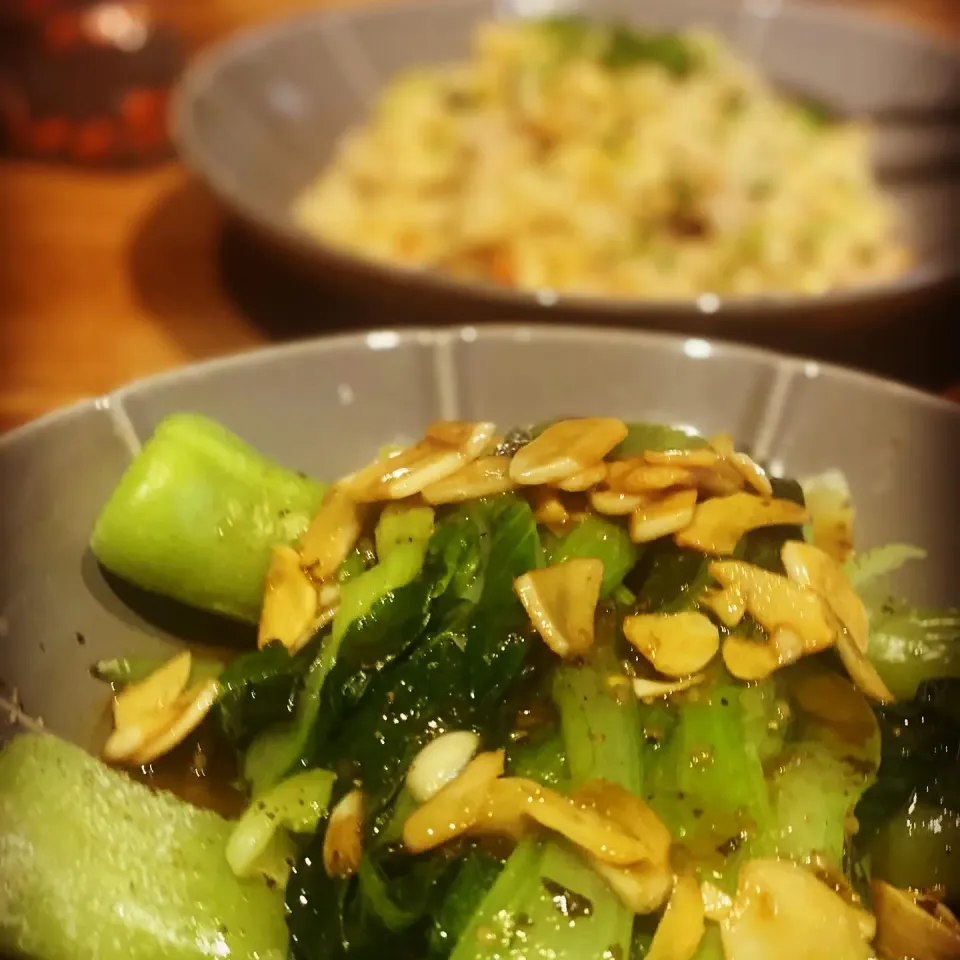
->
[1, 325, 958, 960]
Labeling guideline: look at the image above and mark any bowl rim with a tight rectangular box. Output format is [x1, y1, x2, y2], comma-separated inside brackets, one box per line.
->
[3, 324, 957, 451]
[171, 0, 960, 321]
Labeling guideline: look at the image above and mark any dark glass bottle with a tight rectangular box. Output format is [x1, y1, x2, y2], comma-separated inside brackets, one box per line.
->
[0, 0, 185, 167]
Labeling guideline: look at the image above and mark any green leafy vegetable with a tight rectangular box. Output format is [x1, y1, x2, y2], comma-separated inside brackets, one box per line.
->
[611, 422, 708, 459]
[91, 414, 326, 622]
[547, 515, 639, 598]
[244, 510, 435, 794]
[428, 851, 505, 958]
[216, 640, 319, 752]
[0, 734, 288, 960]
[857, 678, 960, 889]
[226, 768, 335, 880]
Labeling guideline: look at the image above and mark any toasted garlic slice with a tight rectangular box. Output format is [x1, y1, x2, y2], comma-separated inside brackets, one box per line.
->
[622, 673, 706, 702]
[623, 612, 720, 678]
[801, 470, 855, 562]
[709, 561, 834, 654]
[835, 632, 895, 704]
[592, 858, 673, 914]
[112, 650, 191, 730]
[514, 559, 604, 659]
[720, 859, 875, 960]
[103, 701, 182, 762]
[629, 489, 698, 543]
[708, 432, 735, 458]
[324, 790, 364, 878]
[509, 418, 627, 485]
[872, 880, 960, 960]
[426, 420, 497, 458]
[619, 464, 700, 494]
[728, 452, 773, 498]
[471, 777, 536, 843]
[571, 780, 671, 866]
[699, 586, 746, 629]
[701, 881, 734, 922]
[421, 456, 515, 504]
[675, 493, 807, 555]
[722, 636, 783, 682]
[132, 679, 221, 765]
[403, 750, 505, 853]
[781, 541, 869, 653]
[299, 486, 366, 582]
[406, 731, 480, 804]
[258, 545, 318, 651]
[346, 423, 493, 501]
[590, 488, 651, 516]
[482, 777, 652, 866]
[647, 875, 706, 960]
[643, 449, 720, 469]
[554, 462, 608, 493]
[531, 486, 571, 526]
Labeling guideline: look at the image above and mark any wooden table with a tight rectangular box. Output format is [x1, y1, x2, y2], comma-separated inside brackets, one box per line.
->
[1, 0, 958, 432]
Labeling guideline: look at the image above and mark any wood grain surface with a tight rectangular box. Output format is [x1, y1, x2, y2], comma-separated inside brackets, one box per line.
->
[0, 0, 958, 432]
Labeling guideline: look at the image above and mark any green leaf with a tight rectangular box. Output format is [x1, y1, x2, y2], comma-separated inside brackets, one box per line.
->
[216, 639, 318, 752]
[547, 515, 639, 599]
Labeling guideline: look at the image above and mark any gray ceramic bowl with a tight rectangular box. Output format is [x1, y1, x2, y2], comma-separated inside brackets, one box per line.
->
[1, 325, 958, 750]
[173, 0, 960, 338]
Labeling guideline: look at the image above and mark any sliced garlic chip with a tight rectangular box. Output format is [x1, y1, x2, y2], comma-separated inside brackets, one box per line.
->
[406, 731, 480, 804]
[675, 493, 807, 555]
[626, 673, 706, 702]
[699, 586, 746, 629]
[403, 750, 505, 853]
[531, 486, 571, 526]
[571, 780, 671, 866]
[112, 650, 191, 731]
[514, 559, 604, 659]
[728, 452, 774, 498]
[258, 545, 318, 651]
[590, 488, 651, 516]
[872, 880, 960, 960]
[629, 489, 698, 543]
[299, 486, 366, 582]
[509, 418, 627, 485]
[722, 636, 783, 682]
[324, 789, 364, 878]
[623, 612, 720, 678]
[835, 632, 895, 704]
[720, 859, 875, 960]
[592, 859, 673, 914]
[346, 425, 491, 502]
[709, 561, 834, 655]
[132, 678, 221, 765]
[554, 462, 608, 493]
[426, 420, 497, 458]
[420, 456, 515, 504]
[619, 464, 701, 494]
[643, 449, 720, 469]
[488, 778, 652, 866]
[701, 881, 734, 922]
[647, 875, 706, 960]
[781, 541, 869, 653]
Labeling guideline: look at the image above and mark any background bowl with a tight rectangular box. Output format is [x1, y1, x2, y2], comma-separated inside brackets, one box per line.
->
[1, 325, 958, 750]
[173, 0, 960, 374]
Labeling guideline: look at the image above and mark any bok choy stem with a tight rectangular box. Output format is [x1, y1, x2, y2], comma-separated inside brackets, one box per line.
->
[450, 610, 642, 960]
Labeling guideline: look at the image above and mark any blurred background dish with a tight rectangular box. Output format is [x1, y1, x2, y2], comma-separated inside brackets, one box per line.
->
[173, 0, 960, 364]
